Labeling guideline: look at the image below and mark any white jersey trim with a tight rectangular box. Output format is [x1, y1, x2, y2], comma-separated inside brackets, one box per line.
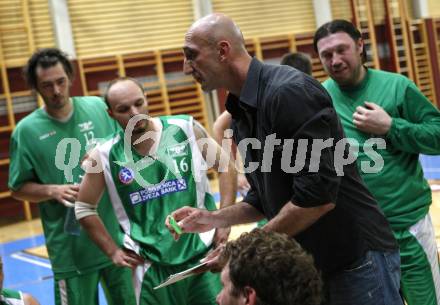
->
[58, 279, 68, 305]
[0, 291, 25, 305]
[409, 213, 440, 304]
[99, 134, 136, 247]
[167, 117, 215, 247]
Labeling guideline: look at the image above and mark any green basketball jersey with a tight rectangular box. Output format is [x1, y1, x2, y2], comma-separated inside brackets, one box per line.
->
[8, 96, 123, 278]
[0, 288, 24, 305]
[323, 69, 440, 229]
[99, 115, 216, 265]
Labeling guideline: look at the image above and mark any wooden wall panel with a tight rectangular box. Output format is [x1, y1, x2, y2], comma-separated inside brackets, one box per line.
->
[407, 20, 437, 104]
[29, 0, 55, 51]
[331, 0, 353, 21]
[77, 48, 209, 128]
[0, 0, 54, 67]
[0, 0, 31, 66]
[428, 0, 440, 18]
[371, 0, 386, 24]
[352, 0, 381, 68]
[212, 0, 315, 38]
[68, 0, 194, 58]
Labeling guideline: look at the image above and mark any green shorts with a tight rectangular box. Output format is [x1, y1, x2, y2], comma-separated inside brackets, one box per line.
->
[394, 213, 440, 305]
[135, 258, 221, 305]
[54, 264, 135, 305]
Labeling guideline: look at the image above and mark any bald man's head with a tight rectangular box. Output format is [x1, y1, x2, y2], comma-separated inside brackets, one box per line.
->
[187, 13, 246, 52]
[183, 13, 250, 92]
[104, 77, 149, 133]
[104, 77, 145, 108]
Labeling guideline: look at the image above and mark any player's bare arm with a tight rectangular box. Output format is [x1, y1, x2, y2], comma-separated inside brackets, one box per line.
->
[76, 149, 144, 268]
[11, 182, 79, 207]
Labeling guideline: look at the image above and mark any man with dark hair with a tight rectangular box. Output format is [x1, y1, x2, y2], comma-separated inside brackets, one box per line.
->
[168, 13, 403, 305]
[8, 48, 135, 305]
[24, 48, 74, 90]
[216, 229, 322, 305]
[75, 77, 236, 305]
[280, 52, 313, 76]
[314, 19, 440, 305]
[313, 19, 367, 64]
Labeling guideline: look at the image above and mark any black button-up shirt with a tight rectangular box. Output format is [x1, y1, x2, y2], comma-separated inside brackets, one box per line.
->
[225, 58, 397, 276]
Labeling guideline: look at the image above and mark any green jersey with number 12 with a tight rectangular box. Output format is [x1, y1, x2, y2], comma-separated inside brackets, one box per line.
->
[9, 97, 123, 278]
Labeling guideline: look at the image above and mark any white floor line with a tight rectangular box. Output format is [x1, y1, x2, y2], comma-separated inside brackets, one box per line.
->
[11, 252, 52, 269]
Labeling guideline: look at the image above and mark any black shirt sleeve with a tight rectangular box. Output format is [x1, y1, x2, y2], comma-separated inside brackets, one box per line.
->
[243, 187, 264, 213]
[270, 81, 341, 207]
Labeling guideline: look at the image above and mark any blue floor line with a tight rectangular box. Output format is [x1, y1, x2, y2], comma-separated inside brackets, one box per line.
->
[11, 252, 51, 268]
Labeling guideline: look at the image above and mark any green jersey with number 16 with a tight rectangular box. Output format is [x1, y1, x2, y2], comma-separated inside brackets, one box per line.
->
[99, 115, 216, 265]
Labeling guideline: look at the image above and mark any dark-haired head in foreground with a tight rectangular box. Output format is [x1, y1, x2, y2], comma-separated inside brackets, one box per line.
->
[217, 229, 322, 305]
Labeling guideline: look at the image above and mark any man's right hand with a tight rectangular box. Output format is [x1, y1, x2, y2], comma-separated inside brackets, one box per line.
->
[166, 206, 215, 240]
[200, 243, 227, 273]
[50, 184, 80, 207]
[237, 174, 250, 197]
[111, 248, 144, 269]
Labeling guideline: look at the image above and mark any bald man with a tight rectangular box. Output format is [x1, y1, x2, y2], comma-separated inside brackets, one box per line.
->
[76, 77, 236, 305]
[169, 14, 403, 305]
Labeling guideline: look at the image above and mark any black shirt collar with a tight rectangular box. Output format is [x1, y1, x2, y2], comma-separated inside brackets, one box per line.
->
[240, 57, 262, 107]
[225, 57, 262, 116]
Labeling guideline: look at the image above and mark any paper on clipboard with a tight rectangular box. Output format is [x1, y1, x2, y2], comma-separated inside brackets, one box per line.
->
[153, 261, 208, 290]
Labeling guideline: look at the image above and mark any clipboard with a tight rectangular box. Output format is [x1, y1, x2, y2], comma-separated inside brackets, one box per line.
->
[153, 261, 208, 289]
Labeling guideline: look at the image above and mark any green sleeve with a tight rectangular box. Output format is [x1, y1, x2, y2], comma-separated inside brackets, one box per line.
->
[1, 288, 22, 300]
[386, 82, 440, 154]
[8, 131, 37, 191]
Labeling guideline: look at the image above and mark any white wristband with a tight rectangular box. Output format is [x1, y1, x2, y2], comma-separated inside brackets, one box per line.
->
[75, 201, 98, 220]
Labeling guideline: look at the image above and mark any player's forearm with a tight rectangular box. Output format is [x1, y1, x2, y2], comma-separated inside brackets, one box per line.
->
[218, 162, 237, 209]
[212, 201, 264, 227]
[212, 111, 232, 145]
[263, 201, 335, 237]
[11, 182, 55, 203]
[79, 215, 119, 259]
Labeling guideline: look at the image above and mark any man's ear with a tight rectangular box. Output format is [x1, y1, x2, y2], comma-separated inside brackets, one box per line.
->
[356, 38, 364, 56]
[243, 286, 257, 305]
[218, 40, 231, 62]
[107, 108, 114, 119]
